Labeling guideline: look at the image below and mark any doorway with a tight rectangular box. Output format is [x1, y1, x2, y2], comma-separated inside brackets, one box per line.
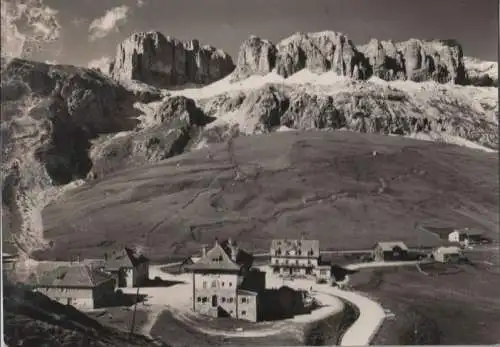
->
[211, 295, 218, 307]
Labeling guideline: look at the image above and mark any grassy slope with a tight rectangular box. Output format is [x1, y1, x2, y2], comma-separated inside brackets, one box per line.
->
[350, 248, 500, 344]
[39, 130, 498, 261]
[2, 281, 164, 347]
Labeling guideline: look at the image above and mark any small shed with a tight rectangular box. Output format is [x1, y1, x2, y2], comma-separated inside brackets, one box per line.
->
[373, 241, 409, 261]
[314, 265, 333, 284]
[432, 246, 464, 263]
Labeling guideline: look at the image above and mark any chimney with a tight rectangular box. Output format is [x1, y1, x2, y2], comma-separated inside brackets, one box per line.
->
[228, 239, 238, 262]
[202, 245, 207, 257]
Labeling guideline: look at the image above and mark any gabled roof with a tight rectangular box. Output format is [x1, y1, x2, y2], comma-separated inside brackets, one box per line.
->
[375, 241, 409, 251]
[31, 264, 113, 288]
[104, 248, 149, 270]
[186, 240, 253, 272]
[270, 239, 320, 257]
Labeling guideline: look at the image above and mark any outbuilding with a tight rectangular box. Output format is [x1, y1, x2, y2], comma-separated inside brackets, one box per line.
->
[373, 241, 409, 261]
[432, 246, 464, 263]
[31, 264, 116, 310]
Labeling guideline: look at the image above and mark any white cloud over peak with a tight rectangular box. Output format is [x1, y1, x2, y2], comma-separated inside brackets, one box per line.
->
[87, 56, 112, 74]
[88, 5, 129, 42]
[1, 0, 61, 61]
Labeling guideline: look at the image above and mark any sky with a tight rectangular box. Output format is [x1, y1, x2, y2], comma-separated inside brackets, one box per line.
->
[4, 0, 499, 68]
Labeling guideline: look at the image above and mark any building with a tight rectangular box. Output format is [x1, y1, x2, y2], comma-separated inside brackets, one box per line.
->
[269, 239, 320, 276]
[2, 252, 17, 272]
[432, 246, 464, 263]
[314, 265, 333, 284]
[31, 264, 116, 310]
[448, 229, 485, 247]
[184, 239, 266, 322]
[103, 248, 149, 288]
[373, 241, 409, 261]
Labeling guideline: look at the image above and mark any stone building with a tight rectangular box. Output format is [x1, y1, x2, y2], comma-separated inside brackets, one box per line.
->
[269, 239, 320, 276]
[31, 264, 115, 310]
[373, 241, 409, 261]
[103, 248, 149, 288]
[185, 239, 266, 322]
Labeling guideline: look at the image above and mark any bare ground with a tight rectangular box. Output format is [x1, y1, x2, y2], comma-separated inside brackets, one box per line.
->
[38, 130, 498, 260]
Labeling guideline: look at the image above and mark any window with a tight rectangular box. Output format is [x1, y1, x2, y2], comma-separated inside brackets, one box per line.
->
[241, 297, 247, 303]
[286, 259, 289, 265]
[202, 297, 208, 303]
[275, 259, 279, 264]
[298, 250, 302, 255]
[295, 260, 299, 265]
[197, 297, 201, 302]
[202, 281, 207, 289]
[242, 310, 246, 315]
[285, 251, 290, 255]
[229, 282, 233, 287]
[222, 297, 226, 303]
[229, 297, 234, 303]
[211, 281, 217, 288]
[221, 281, 225, 287]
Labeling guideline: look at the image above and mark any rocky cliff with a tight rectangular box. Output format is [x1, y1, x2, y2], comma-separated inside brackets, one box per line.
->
[463, 56, 498, 86]
[110, 31, 235, 88]
[232, 31, 467, 85]
[1, 59, 139, 256]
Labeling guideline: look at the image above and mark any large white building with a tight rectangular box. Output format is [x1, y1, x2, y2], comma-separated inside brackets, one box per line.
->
[269, 239, 320, 276]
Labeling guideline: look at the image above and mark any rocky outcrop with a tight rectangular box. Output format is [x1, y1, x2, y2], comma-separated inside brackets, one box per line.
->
[232, 31, 467, 84]
[88, 96, 214, 178]
[197, 82, 498, 150]
[1, 58, 139, 255]
[232, 31, 369, 81]
[463, 56, 498, 87]
[360, 38, 466, 84]
[231, 36, 277, 80]
[111, 31, 235, 88]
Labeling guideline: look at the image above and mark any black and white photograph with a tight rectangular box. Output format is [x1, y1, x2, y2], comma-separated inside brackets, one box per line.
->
[1, 0, 499, 346]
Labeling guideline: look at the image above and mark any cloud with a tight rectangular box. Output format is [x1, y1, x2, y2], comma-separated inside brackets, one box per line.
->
[88, 5, 129, 42]
[136, 0, 146, 8]
[87, 56, 112, 74]
[44, 59, 57, 65]
[1, 0, 61, 61]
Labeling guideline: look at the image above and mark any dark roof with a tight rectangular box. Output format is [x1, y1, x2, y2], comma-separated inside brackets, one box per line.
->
[104, 248, 149, 270]
[270, 239, 320, 257]
[237, 289, 258, 296]
[186, 240, 253, 272]
[375, 241, 409, 251]
[31, 265, 113, 288]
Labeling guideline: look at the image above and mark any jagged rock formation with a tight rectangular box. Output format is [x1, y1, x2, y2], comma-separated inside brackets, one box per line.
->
[463, 56, 498, 87]
[232, 36, 277, 78]
[232, 31, 369, 81]
[195, 82, 498, 150]
[88, 96, 214, 178]
[110, 31, 235, 88]
[1, 59, 139, 255]
[232, 31, 467, 84]
[359, 38, 466, 84]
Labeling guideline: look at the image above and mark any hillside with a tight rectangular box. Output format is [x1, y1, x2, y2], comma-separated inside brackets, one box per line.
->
[1, 29, 498, 262]
[38, 131, 498, 261]
[2, 280, 166, 347]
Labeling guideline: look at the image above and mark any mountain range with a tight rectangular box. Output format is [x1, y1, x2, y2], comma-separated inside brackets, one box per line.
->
[1, 29, 498, 262]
